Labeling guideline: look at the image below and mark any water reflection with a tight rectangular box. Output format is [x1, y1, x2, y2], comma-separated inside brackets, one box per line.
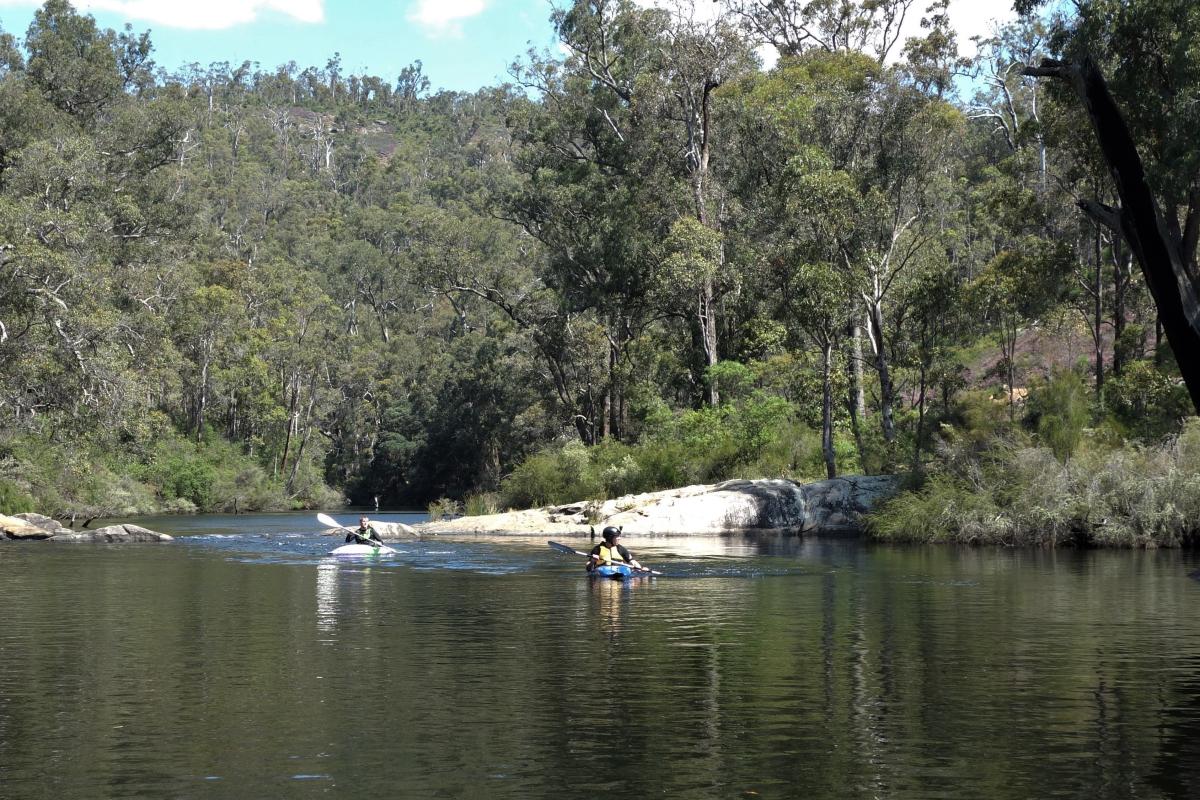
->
[587, 576, 657, 639]
[2, 531, 1198, 798]
[315, 564, 339, 635]
[1149, 652, 1200, 799]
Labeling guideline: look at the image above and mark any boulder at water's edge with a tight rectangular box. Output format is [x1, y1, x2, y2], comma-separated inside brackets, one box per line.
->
[415, 475, 901, 536]
[1, 514, 173, 542]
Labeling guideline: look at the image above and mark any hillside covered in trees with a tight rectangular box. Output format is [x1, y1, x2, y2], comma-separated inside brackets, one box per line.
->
[1, 0, 1196, 544]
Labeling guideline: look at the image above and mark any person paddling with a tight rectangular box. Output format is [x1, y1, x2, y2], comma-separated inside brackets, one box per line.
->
[346, 515, 383, 547]
[587, 526, 642, 573]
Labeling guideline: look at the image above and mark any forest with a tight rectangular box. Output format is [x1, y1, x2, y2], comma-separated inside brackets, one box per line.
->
[1, 0, 1197, 546]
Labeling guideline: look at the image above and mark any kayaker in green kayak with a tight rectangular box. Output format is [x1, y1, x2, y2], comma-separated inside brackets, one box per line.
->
[587, 526, 643, 573]
[346, 515, 383, 547]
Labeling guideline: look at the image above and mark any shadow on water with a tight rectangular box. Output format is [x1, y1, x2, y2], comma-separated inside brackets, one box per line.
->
[1149, 651, 1200, 799]
[5, 516, 1200, 798]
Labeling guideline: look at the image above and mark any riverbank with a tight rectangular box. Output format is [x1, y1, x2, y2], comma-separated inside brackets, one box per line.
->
[415, 475, 901, 537]
[0, 513, 173, 542]
[867, 421, 1200, 548]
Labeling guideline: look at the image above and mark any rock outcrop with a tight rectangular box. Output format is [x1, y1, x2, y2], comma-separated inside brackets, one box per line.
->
[321, 521, 420, 541]
[415, 475, 901, 536]
[1, 514, 173, 542]
[371, 521, 419, 539]
[50, 524, 174, 543]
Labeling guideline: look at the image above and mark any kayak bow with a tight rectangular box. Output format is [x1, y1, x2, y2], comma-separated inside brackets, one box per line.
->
[329, 542, 398, 556]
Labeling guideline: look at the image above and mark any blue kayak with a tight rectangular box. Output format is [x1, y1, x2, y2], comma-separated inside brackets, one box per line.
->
[592, 563, 635, 580]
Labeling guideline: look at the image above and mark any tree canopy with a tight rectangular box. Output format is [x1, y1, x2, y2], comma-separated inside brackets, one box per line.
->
[0, 0, 1194, 523]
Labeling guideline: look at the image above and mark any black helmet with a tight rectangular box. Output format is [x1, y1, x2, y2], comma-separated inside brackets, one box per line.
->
[601, 525, 621, 540]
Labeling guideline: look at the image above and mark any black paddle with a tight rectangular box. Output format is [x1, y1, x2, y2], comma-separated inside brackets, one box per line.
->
[547, 540, 663, 576]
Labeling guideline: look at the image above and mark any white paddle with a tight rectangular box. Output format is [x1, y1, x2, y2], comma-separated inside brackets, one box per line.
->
[317, 512, 379, 547]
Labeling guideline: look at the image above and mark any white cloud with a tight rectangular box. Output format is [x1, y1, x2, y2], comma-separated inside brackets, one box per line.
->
[408, 0, 489, 38]
[631, 0, 1014, 67]
[900, 0, 1015, 59]
[0, 1, 324, 30]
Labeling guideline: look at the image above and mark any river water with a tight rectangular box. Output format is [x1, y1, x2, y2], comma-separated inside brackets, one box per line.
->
[1, 512, 1198, 799]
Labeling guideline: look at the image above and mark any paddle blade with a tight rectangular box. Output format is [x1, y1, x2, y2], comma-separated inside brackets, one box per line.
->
[547, 540, 588, 558]
[317, 512, 345, 530]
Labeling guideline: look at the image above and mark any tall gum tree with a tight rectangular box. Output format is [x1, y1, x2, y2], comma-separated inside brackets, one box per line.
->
[650, 1, 756, 406]
[724, 1, 962, 448]
[506, 0, 668, 441]
[1019, 0, 1200, 414]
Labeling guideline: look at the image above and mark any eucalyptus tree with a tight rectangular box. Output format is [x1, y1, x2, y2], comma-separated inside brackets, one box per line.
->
[506, 0, 674, 441]
[733, 48, 962, 447]
[0, 1, 195, 448]
[1019, 0, 1200, 413]
[776, 259, 849, 478]
[967, 17, 1051, 189]
[723, 0, 918, 62]
[23, 0, 126, 122]
[643, 1, 757, 407]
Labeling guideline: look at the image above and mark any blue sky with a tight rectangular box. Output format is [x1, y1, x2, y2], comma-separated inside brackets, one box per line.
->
[0, 1, 562, 92]
[0, 1, 1015, 93]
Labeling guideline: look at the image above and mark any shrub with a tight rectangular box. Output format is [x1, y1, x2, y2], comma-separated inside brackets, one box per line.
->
[427, 497, 462, 520]
[1106, 360, 1192, 440]
[867, 417, 1200, 547]
[499, 441, 603, 508]
[170, 460, 216, 509]
[0, 479, 35, 515]
[497, 397, 826, 510]
[463, 492, 500, 516]
[1026, 368, 1090, 461]
[869, 473, 1000, 543]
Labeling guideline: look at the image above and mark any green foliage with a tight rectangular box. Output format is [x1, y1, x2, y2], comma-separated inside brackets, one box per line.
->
[463, 492, 500, 516]
[498, 395, 826, 509]
[1026, 368, 1091, 461]
[1105, 361, 1193, 440]
[427, 497, 463, 520]
[705, 360, 756, 404]
[870, 418, 1200, 547]
[0, 0, 1194, 542]
[869, 473, 999, 543]
[941, 389, 1016, 449]
[0, 479, 35, 515]
[657, 217, 724, 305]
[500, 440, 601, 509]
[167, 459, 216, 510]
[24, 0, 126, 121]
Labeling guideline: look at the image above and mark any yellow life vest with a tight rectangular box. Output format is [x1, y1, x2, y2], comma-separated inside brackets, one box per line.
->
[598, 543, 626, 564]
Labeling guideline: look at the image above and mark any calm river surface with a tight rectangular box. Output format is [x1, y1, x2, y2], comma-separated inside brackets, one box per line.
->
[2, 512, 1199, 799]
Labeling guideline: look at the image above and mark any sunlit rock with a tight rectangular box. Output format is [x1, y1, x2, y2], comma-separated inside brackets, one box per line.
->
[415, 475, 901, 536]
[1, 514, 172, 542]
[50, 524, 174, 543]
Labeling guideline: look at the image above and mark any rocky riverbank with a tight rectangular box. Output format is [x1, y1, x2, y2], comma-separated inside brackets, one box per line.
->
[0, 513, 173, 542]
[415, 475, 901, 537]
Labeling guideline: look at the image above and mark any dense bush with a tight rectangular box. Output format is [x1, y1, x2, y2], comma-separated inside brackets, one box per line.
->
[1105, 361, 1193, 440]
[0, 479, 36, 516]
[1026, 368, 1090, 461]
[495, 396, 828, 511]
[0, 426, 328, 517]
[869, 418, 1200, 547]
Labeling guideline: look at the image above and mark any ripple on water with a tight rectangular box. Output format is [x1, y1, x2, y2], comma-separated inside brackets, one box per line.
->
[2, 534, 1199, 798]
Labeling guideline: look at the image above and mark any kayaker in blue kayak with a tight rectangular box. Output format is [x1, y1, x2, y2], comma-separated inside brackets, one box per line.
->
[346, 515, 383, 546]
[587, 526, 643, 573]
